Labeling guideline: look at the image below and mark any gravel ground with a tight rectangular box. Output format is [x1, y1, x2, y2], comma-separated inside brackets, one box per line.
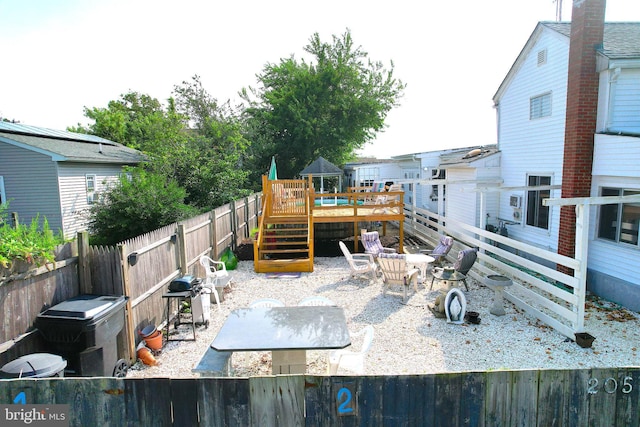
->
[126, 257, 640, 378]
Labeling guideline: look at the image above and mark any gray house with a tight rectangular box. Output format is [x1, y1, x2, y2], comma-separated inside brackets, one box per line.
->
[0, 122, 145, 239]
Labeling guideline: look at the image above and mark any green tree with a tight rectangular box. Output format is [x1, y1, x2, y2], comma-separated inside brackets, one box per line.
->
[241, 29, 405, 181]
[88, 168, 198, 246]
[71, 78, 251, 211]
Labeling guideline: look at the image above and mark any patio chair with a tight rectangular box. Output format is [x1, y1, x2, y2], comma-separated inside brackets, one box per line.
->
[297, 296, 336, 306]
[419, 235, 454, 266]
[199, 255, 227, 306]
[377, 253, 420, 302]
[361, 230, 396, 258]
[431, 248, 478, 291]
[370, 183, 403, 214]
[327, 325, 374, 375]
[338, 241, 377, 281]
[249, 298, 285, 308]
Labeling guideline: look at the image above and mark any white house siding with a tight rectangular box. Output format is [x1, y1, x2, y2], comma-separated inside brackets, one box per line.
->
[0, 142, 62, 232]
[446, 168, 478, 226]
[588, 134, 640, 288]
[496, 28, 568, 251]
[607, 68, 640, 134]
[57, 163, 124, 239]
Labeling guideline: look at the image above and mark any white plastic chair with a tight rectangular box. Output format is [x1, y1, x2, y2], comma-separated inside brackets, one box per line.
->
[377, 253, 420, 302]
[199, 256, 228, 307]
[249, 298, 285, 308]
[328, 325, 374, 375]
[297, 296, 336, 306]
[338, 241, 377, 280]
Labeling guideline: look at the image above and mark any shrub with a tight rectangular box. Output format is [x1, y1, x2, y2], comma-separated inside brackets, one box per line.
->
[0, 215, 62, 269]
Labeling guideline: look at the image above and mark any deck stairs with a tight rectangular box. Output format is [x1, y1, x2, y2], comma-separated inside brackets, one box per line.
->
[254, 177, 314, 273]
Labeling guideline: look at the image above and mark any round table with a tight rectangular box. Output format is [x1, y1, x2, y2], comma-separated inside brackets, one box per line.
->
[405, 253, 435, 284]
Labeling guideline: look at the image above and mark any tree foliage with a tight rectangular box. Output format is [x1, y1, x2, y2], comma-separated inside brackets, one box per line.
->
[72, 77, 251, 212]
[88, 168, 198, 246]
[241, 29, 405, 181]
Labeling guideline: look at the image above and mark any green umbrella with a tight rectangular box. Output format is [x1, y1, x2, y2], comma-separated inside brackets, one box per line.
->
[268, 156, 278, 180]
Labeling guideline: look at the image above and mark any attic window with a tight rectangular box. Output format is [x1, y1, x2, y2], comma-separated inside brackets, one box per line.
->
[537, 49, 547, 66]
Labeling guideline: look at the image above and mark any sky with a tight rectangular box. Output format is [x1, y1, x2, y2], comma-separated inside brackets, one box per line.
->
[1, 0, 639, 159]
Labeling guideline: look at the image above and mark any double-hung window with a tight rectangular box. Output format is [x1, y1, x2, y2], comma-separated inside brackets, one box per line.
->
[526, 175, 551, 229]
[86, 174, 96, 204]
[530, 92, 552, 120]
[598, 188, 640, 246]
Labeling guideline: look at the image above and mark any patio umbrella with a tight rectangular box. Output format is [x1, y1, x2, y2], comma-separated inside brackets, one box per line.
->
[268, 156, 278, 180]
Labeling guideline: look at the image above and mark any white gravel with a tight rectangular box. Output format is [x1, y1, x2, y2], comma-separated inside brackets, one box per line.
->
[126, 257, 640, 378]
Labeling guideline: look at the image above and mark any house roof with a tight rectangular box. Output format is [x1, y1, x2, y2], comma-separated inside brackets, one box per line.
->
[0, 122, 146, 164]
[438, 145, 499, 167]
[494, 21, 640, 102]
[299, 156, 343, 176]
[542, 21, 640, 59]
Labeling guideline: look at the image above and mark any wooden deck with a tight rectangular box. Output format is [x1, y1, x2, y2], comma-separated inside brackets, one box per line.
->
[254, 177, 405, 273]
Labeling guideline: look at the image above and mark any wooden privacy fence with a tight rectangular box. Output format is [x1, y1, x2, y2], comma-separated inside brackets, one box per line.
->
[0, 194, 262, 366]
[1, 367, 639, 426]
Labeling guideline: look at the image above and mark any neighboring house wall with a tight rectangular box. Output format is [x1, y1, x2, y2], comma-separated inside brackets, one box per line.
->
[58, 163, 124, 239]
[496, 27, 568, 251]
[0, 142, 63, 232]
[446, 168, 478, 226]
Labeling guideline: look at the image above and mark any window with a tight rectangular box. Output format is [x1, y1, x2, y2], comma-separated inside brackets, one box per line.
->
[526, 175, 551, 229]
[530, 93, 551, 120]
[0, 176, 5, 206]
[598, 188, 640, 246]
[431, 169, 445, 201]
[86, 174, 96, 204]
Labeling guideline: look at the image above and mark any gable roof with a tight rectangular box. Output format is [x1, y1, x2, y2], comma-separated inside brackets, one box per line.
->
[0, 122, 146, 164]
[299, 156, 343, 176]
[493, 21, 640, 102]
[542, 21, 640, 59]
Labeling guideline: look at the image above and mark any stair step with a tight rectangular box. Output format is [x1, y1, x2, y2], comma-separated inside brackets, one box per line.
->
[263, 241, 308, 246]
[261, 248, 310, 254]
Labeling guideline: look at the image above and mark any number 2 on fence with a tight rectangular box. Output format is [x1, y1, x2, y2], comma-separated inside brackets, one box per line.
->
[336, 386, 356, 416]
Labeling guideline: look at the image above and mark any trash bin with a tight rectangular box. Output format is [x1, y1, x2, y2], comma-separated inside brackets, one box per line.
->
[35, 295, 129, 377]
[0, 353, 67, 379]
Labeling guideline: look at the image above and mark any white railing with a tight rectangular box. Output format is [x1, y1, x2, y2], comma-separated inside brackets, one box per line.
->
[403, 205, 585, 338]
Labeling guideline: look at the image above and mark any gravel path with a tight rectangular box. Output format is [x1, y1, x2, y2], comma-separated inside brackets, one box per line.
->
[126, 257, 640, 378]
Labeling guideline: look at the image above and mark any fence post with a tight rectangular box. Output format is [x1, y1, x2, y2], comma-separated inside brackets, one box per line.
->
[118, 243, 135, 363]
[77, 231, 92, 294]
[210, 210, 218, 259]
[177, 224, 187, 275]
[230, 200, 237, 250]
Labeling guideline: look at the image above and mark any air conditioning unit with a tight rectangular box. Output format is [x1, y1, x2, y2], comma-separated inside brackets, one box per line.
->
[509, 195, 522, 209]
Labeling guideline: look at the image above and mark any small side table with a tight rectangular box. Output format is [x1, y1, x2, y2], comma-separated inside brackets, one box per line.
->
[406, 253, 435, 284]
[485, 275, 513, 316]
[163, 291, 197, 341]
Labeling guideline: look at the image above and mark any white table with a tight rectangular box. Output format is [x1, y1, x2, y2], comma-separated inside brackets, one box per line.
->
[406, 253, 435, 284]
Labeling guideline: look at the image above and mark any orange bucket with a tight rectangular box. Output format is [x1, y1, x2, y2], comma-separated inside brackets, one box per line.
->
[143, 330, 163, 351]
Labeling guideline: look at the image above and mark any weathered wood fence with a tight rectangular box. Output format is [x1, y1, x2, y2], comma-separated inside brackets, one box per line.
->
[0, 194, 262, 366]
[1, 367, 639, 426]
